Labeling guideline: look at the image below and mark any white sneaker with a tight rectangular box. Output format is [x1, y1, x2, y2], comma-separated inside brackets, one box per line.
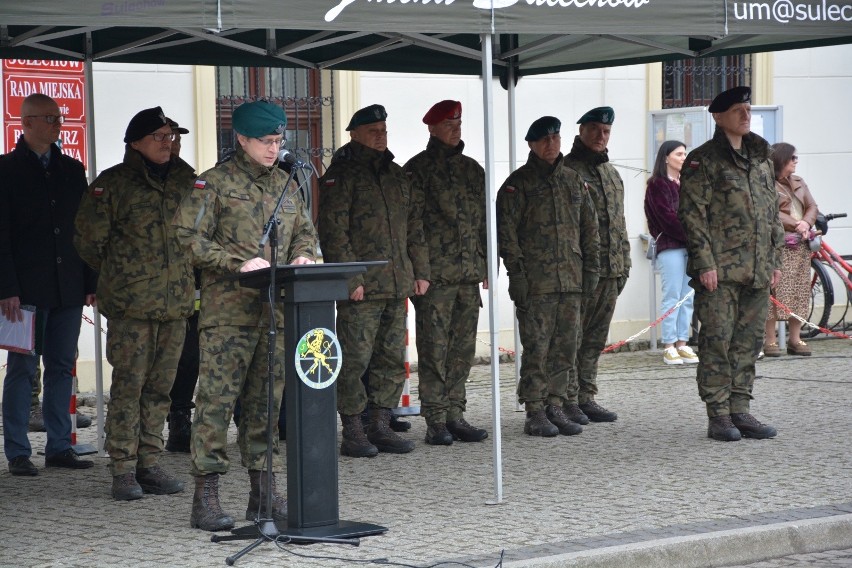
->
[676, 345, 699, 364]
[663, 346, 683, 365]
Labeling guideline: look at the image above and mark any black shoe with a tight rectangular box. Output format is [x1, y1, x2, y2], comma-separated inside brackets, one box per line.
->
[446, 418, 488, 442]
[389, 413, 412, 432]
[45, 449, 94, 469]
[523, 410, 559, 437]
[424, 423, 453, 446]
[707, 415, 742, 442]
[9, 456, 38, 476]
[730, 413, 777, 439]
[562, 403, 590, 426]
[578, 400, 618, 422]
[545, 405, 583, 436]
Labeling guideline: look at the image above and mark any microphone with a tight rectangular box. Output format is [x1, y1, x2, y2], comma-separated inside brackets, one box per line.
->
[277, 149, 310, 169]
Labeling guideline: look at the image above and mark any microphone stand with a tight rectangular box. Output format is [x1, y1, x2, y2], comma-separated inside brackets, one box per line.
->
[212, 165, 358, 565]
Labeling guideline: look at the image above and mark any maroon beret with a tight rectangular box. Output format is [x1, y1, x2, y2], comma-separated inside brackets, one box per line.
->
[422, 100, 462, 125]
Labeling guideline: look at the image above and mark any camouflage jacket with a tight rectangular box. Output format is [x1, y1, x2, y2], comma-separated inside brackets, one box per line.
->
[317, 141, 427, 299]
[404, 137, 486, 286]
[74, 148, 195, 321]
[497, 151, 600, 295]
[678, 127, 783, 288]
[173, 146, 317, 329]
[564, 136, 630, 278]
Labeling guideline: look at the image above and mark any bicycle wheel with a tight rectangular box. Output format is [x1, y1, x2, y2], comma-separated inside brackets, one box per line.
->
[804, 259, 833, 338]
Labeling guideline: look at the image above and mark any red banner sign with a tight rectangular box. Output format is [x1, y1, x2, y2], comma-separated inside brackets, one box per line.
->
[5, 122, 87, 168]
[2, 59, 85, 74]
[3, 74, 86, 121]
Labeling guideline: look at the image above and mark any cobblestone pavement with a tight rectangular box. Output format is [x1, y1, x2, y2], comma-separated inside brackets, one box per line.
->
[725, 548, 852, 567]
[0, 337, 850, 568]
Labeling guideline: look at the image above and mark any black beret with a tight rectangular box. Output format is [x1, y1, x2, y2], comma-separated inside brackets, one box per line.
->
[167, 117, 189, 134]
[708, 86, 751, 113]
[525, 116, 561, 142]
[346, 104, 388, 131]
[124, 106, 169, 143]
[232, 101, 287, 137]
[576, 106, 615, 125]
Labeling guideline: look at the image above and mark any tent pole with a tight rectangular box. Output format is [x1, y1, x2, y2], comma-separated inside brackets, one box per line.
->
[83, 41, 106, 456]
[507, 61, 523, 414]
[481, 32, 503, 505]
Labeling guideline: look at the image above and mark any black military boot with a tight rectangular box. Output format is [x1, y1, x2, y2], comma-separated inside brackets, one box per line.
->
[246, 470, 288, 521]
[136, 464, 185, 494]
[707, 415, 742, 442]
[112, 472, 144, 501]
[367, 407, 415, 454]
[562, 403, 590, 425]
[424, 422, 453, 446]
[166, 408, 192, 453]
[545, 405, 583, 436]
[579, 400, 618, 422]
[731, 413, 777, 439]
[190, 474, 235, 531]
[340, 414, 379, 458]
[389, 413, 412, 432]
[523, 409, 559, 437]
[447, 417, 488, 442]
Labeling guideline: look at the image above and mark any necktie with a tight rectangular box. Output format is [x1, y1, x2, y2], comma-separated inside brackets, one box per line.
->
[40, 154, 49, 169]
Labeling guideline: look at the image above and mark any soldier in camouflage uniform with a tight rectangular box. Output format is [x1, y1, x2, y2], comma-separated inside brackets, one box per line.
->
[497, 116, 600, 438]
[317, 104, 428, 457]
[74, 107, 195, 500]
[404, 100, 489, 446]
[173, 101, 317, 531]
[678, 86, 782, 442]
[563, 106, 628, 424]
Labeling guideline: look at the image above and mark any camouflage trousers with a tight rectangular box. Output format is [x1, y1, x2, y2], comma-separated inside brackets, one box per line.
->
[335, 299, 406, 416]
[104, 318, 186, 476]
[517, 292, 582, 411]
[190, 325, 285, 476]
[412, 283, 480, 424]
[569, 277, 619, 404]
[694, 282, 769, 417]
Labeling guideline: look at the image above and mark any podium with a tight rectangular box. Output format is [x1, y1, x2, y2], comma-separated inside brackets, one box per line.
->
[235, 261, 388, 540]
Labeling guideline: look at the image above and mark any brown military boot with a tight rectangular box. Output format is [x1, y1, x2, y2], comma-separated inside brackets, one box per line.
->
[524, 409, 559, 437]
[545, 405, 583, 436]
[340, 414, 379, 458]
[367, 407, 415, 454]
[190, 474, 235, 532]
[562, 403, 590, 425]
[731, 413, 777, 439]
[136, 464, 185, 494]
[424, 422, 453, 446]
[446, 417, 488, 442]
[579, 400, 618, 422]
[246, 470, 288, 521]
[707, 415, 742, 442]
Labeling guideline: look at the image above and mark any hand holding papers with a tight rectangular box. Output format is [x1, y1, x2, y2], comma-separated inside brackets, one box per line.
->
[0, 304, 36, 354]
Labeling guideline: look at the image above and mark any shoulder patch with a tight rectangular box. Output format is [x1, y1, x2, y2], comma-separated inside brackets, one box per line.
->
[92, 187, 104, 197]
[504, 185, 516, 194]
[688, 160, 700, 170]
[324, 178, 336, 187]
[194, 179, 206, 189]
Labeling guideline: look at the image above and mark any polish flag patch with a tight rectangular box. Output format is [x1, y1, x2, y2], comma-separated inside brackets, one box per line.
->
[194, 179, 207, 189]
[92, 187, 104, 196]
[504, 185, 516, 193]
[324, 178, 336, 186]
[688, 160, 700, 169]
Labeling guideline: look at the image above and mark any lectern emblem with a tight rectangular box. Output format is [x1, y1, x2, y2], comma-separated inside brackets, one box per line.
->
[295, 328, 342, 389]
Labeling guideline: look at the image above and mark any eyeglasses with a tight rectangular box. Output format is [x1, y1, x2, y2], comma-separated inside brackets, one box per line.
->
[26, 114, 65, 124]
[254, 137, 286, 149]
[149, 132, 176, 142]
[791, 155, 799, 162]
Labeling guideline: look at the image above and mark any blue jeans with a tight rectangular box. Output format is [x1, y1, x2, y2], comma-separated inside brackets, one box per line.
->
[3, 305, 83, 461]
[657, 248, 694, 345]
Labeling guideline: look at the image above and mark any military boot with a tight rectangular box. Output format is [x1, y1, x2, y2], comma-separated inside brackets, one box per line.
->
[112, 472, 144, 501]
[367, 407, 415, 454]
[246, 470, 288, 521]
[166, 408, 192, 453]
[136, 464, 185, 494]
[707, 415, 742, 442]
[524, 410, 559, 437]
[731, 413, 777, 439]
[28, 406, 46, 433]
[545, 405, 583, 436]
[340, 414, 379, 458]
[190, 474, 235, 532]
[579, 400, 618, 422]
[562, 403, 590, 425]
[389, 413, 412, 432]
[424, 422, 453, 446]
[446, 417, 488, 442]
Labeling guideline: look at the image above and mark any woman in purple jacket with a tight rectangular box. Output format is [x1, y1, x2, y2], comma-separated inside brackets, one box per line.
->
[644, 140, 697, 365]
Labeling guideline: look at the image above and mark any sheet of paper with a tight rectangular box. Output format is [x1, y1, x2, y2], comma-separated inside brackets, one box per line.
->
[0, 305, 36, 355]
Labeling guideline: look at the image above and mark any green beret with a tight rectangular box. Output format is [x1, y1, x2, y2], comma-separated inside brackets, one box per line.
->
[525, 116, 561, 142]
[346, 104, 388, 131]
[708, 86, 751, 113]
[576, 106, 615, 125]
[232, 101, 287, 137]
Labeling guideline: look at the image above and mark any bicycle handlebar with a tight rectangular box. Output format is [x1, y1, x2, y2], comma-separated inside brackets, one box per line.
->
[824, 213, 847, 221]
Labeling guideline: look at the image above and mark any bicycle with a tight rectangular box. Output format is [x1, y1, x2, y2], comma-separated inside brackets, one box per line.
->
[804, 212, 852, 338]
